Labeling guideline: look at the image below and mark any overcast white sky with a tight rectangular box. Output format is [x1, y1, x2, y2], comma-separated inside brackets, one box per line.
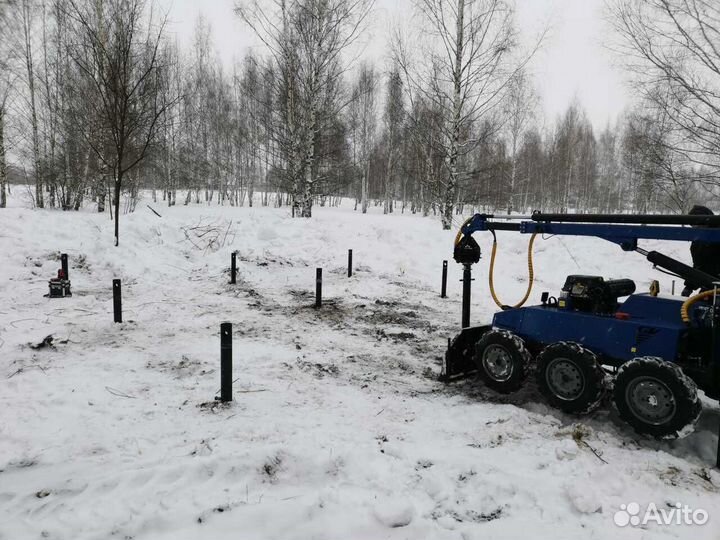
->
[159, 0, 628, 130]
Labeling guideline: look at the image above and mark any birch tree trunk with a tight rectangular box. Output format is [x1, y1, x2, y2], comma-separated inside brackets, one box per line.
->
[383, 69, 403, 214]
[361, 162, 369, 213]
[383, 146, 393, 214]
[74, 150, 92, 211]
[23, 0, 43, 208]
[442, 0, 464, 230]
[115, 167, 122, 246]
[300, 101, 316, 218]
[0, 107, 6, 208]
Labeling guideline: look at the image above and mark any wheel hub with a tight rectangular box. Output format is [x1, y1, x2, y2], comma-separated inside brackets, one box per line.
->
[545, 357, 585, 401]
[625, 376, 676, 426]
[482, 344, 513, 382]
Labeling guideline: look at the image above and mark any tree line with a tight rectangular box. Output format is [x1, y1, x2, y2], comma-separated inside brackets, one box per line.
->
[0, 0, 718, 244]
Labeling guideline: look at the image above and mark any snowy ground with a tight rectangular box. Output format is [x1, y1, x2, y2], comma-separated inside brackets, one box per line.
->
[1, 190, 719, 540]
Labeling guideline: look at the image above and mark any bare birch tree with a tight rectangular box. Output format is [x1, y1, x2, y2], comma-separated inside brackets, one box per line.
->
[67, 0, 171, 246]
[0, 93, 7, 208]
[0, 71, 9, 209]
[240, 53, 263, 207]
[395, 0, 527, 229]
[0, 1, 12, 208]
[503, 68, 537, 212]
[611, 0, 720, 186]
[352, 63, 376, 213]
[383, 66, 403, 213]
[237, 0, 372, 218]
[19, 0, 44, 207]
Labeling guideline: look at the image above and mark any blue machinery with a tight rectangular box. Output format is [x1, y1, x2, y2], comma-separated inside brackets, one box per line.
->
[444, 212, 720, 463]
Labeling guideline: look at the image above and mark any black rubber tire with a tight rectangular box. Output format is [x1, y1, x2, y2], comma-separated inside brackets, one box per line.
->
[613, 357, 701, 439]
[473, 329, 531, 393]
[535, 342, 607, 414]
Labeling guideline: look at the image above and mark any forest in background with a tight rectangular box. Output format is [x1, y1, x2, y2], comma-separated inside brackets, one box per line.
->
[1, 0, 720, 244]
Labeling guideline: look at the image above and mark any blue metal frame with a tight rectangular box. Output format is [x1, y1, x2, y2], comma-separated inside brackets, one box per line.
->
[461, 214, 720, 251]
[492, 294, 688, 364]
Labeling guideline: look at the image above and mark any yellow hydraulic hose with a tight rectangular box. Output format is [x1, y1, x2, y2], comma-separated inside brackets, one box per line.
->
[681, 289, 715, 323]
[489, 232, 538, 309]
[454, 217, 473, 247]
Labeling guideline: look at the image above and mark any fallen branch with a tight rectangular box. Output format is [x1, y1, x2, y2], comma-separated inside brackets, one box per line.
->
[181, 218, 236, 253]
[105, 386, 136, 399]
[8, 365, 48, 379]
[579, 440, 608, 464]
[221, 220, 233, 247]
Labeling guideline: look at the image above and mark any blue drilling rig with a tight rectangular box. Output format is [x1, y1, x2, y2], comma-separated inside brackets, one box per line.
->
[445, 212, 720, 450]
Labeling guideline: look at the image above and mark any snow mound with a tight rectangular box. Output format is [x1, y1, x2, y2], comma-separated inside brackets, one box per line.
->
[373, 499, 415, 528]
[555, 439, 579, 460]
[566, 483, 602, 514]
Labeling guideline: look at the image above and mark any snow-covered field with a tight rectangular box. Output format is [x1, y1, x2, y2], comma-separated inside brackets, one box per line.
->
[1, 190, 719, 540]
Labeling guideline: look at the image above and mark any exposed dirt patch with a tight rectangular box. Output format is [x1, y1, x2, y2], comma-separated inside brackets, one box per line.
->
[147, 355, 208, 379]
[284, 359, 340, 378]
[238, 252, 304, 268]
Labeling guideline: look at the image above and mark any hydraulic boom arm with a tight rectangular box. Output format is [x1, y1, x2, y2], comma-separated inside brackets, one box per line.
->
[455, 213, 720, 291]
